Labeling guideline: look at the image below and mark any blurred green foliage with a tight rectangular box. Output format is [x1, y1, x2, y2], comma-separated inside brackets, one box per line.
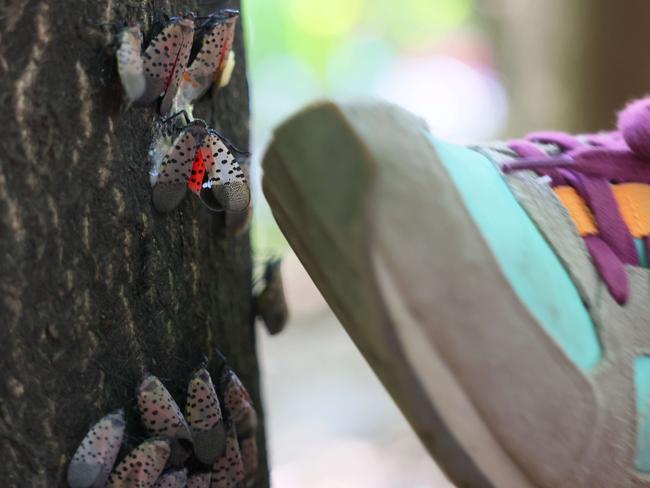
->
[243, 0, 474, 256]
[244, 0, 472, 80]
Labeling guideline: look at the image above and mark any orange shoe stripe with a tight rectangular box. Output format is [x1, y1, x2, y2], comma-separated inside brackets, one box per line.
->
[553, 186, 598, 236]
[553, 183, 650, 238]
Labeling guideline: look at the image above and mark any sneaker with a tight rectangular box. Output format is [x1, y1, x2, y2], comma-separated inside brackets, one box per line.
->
[261, 98, 650, 487]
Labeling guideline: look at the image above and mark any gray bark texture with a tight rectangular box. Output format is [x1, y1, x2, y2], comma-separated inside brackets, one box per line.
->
[0, 0, 268, 486]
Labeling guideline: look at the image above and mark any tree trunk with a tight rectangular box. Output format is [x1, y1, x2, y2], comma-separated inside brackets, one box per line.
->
[484, 0, 650, 134]
[0, 1, 267, 486]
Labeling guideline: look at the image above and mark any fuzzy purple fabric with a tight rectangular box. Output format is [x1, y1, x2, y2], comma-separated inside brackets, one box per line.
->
[618, 97, 650, 159]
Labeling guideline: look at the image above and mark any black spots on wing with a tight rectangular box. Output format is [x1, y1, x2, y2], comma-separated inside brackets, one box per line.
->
[143, 20, 193, 101]
[136, 375, 189, 439]
[198, 133, 249, 191]
[158, 130, 199, 185]
[106, 438, 170, 487]
[183, 16, 236, 96]
[185, 369, 222, 431]
[69, 410, 125, 475]
[210, 425, 245, 487]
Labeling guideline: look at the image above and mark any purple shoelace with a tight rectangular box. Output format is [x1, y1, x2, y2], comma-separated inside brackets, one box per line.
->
[502, 97, 650, 305]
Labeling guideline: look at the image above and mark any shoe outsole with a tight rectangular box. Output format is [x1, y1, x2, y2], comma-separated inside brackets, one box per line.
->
[262, 101, 548, 488]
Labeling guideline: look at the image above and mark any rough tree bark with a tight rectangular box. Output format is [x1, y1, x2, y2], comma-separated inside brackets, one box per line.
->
[0, 1, 267, 486]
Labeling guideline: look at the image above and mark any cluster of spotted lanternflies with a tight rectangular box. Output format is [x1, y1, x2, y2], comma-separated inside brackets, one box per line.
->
[116, 8, 251, 225]
[67, 363, 258, 488]
[65, 9, 263, 488]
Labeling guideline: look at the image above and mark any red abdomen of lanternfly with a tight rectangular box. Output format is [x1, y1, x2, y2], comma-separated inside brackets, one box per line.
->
[189, 148, 206, 193]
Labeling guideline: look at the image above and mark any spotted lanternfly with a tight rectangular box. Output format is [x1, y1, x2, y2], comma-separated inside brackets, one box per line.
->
[117, 26, 146, 104]
[107, 438, 170, 488]
[150, 113, 251, 215]
[239, 436, 258, 484]
[220, 368, 258, 483]
[153, 468, 188, 488]
[187, 472, 212, 488]
[67, 409, 126, 488]
[117, 16, 194, 114]
[255, 258, 289, 335]
[220, 368, 257, 438]
[197, 130, 250, 213]
[152, 120, 208, 213]
[210, 423, 245, 488]
[176, 10, 239, 108]
[185, 368, 227, 465]
[136, 375, 193, 466]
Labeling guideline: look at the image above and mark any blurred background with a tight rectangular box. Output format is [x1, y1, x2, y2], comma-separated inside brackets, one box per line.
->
[242, 0, 650, 486]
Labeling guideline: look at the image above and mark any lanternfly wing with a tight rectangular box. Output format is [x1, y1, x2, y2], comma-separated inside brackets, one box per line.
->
[201, 131, 250, 213]
[153, 469, 187, 488]
[224, 164, 252, 236]
[107, 438, 170, 488]
[178, 11, 238, 107]
[67, 409, 126, 488]
[220, 368, 257, 437]
[117, 26, 146, 104]
[136, 375, 192, 439]
[187, 473, 212, 488]
[152, 122, 207, 213]
[159, 17, 195, 114]
[141, 17, 195, 110]
[210, 423, 245, 488]
[211, 13, 238, 88]
[185, 368, 227, 465]
[152, 127, 197, 212]
[136, 375, 193, 465]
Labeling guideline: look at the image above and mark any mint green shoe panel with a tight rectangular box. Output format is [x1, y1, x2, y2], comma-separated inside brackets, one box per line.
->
[636, 239, 649, 268]
[428, 135, 602, 371]
[635, 356, 650, 471]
